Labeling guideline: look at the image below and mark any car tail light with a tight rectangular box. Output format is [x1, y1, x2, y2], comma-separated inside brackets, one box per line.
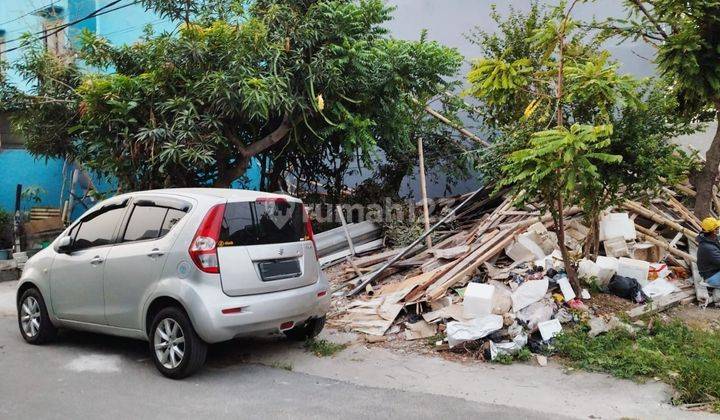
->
[189, 203, 225, 274]
[303, 204, 318, 259]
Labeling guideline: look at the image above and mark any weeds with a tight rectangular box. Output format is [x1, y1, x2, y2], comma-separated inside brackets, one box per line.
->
[492, 348, 533, 365]
[270, 361, 293, 371]
[304, 338, 347, 357]
[555, 318, 720, 410]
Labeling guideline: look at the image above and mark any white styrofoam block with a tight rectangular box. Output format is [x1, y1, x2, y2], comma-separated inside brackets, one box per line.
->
[599, 213, 637, 241]
[538, 318, 562, 341]
[617, 257, 650, 286]
[511, 277, 549, 312]
[557, 276, 576, 301]
[595, 256, 619, 286]
[577, 259, 599, 280]
[463, 283, 495, 318]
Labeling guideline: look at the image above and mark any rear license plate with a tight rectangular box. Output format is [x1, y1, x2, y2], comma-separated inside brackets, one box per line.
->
[258, 259, 302, 281]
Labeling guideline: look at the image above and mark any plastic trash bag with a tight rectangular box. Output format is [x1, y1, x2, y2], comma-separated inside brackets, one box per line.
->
[607, 274, 647, 303]
[446, 314, 503, 348]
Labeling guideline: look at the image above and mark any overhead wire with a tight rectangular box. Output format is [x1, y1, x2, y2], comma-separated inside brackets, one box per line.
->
[1, 0, 142, 55]
[0, 1, 60, 27]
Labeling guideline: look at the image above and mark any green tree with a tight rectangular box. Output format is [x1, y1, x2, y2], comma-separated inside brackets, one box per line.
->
[1, 0, 462, 192]
[467, 1, 695, 290]
[499, 124, 621, 291]
[598, 0, 720, 217]
[467, 2, 696, 259]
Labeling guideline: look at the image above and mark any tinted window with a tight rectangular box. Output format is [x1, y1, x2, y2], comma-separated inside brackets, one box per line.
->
[160, 209, 186, 237]
[220, 201, 305, 246]
[123, 206, 167, 242]
[73, 207, 126, 250]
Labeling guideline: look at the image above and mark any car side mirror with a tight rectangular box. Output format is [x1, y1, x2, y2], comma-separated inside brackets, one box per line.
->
[57, 236, 74, 253]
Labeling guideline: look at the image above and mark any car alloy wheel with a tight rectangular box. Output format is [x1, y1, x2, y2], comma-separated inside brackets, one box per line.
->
[154, 318, 185, 369]
[20, 296, 41, 338]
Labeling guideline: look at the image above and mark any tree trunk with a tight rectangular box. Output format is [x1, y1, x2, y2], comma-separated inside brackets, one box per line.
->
[214, 116, 292, 188]
[556, 195, 580, 294]
[694, 102, 720, 218]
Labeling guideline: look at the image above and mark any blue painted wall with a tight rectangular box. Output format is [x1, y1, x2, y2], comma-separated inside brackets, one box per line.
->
[0, 0, 260, 218]
[0, 150, 65, 211]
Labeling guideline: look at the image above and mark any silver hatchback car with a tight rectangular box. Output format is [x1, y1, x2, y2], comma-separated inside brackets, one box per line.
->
[16, 188, 330, 378]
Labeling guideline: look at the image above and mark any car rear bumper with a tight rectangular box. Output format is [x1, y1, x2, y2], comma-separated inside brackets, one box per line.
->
[189, 271, 331, 343]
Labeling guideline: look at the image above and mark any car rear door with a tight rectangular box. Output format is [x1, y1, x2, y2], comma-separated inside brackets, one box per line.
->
[216, 198, 318, 296]
[50, 201, 128, 324]
[103, 197, 190, 330]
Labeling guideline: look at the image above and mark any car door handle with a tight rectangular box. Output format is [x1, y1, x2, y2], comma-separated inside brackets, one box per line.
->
[90, 256, 104, 265]
[147, 249, 165, 258]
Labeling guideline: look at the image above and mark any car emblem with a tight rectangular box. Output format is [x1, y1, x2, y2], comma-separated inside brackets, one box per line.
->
[278, 248, 284, 256]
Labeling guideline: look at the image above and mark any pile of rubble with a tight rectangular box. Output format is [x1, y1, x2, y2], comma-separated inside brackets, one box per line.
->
[326, 184, 710, 361]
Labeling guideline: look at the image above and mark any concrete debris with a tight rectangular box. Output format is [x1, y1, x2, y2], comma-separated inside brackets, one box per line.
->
[535, 354, 548, 367]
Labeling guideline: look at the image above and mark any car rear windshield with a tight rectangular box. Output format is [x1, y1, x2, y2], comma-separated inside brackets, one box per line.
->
[220, 200, 305, 246]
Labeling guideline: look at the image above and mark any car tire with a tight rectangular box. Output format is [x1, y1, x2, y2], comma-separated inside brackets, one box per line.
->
[149, 307, 207, 379]
[17, 287, 58, 344]
[284, 316, 326, 341]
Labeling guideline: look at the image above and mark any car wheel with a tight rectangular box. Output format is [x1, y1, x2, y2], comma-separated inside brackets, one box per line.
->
[150, 307, 207, 379]
[284, 316, 326, 341]
[17, 287, 57, 344]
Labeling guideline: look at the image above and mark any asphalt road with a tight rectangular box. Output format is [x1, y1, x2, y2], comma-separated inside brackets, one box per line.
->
[0, 312, 556, 420]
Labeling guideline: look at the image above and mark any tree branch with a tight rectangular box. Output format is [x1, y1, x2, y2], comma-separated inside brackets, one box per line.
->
[628, 0, 668, 40]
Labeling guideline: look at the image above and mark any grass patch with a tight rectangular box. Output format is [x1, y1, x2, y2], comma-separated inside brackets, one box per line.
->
[555, 318, 720, 409]
[270, 361, 293, 371]
[304, 338, 347, 357]
[493, 348, 533, 365]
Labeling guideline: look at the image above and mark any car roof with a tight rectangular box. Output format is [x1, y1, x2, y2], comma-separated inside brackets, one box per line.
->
[128, 188, 301, 202]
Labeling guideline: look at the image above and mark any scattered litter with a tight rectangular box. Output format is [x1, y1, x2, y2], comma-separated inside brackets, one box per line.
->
[642, 278, 680, 299]
[511, 277, 549, 312]
[537, 319, 562, 341]
[557, 276, 576, 301]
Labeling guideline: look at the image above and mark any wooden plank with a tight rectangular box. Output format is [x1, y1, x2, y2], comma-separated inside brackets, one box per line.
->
[624, 200, 698, 240]
[627, 291, 693, 319]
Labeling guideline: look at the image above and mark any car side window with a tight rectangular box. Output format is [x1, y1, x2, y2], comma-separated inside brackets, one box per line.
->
[123, 206, 168, 242]
[159, 209, 186, 237]
[73, 207, 126, 251]
[122, 205, 187, 243]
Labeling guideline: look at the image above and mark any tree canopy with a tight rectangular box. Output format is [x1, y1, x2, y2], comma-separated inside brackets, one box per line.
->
[598, 0, 720, 217]
[1, 0, 464, 193]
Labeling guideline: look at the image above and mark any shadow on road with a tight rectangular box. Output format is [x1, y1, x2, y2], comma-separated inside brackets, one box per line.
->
[48, 328, 302, 370]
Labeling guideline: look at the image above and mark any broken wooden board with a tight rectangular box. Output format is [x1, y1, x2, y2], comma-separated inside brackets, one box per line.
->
[421, 304, 469, 323]
[432, 245, 470, 260]
[404, 320, 437, 340]
[339, 297, 404, 336]
[627, 290, 694, 319]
